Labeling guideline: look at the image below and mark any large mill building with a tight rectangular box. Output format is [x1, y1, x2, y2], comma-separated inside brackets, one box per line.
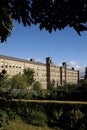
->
[0, 55, 79, 89]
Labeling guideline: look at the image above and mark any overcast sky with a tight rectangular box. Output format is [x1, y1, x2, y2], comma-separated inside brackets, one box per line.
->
[0, 21, 87, 73]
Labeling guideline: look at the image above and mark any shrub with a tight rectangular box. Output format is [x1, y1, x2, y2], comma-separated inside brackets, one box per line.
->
[69, 109, 85, 129]
[0, 109, 9, 130]
[29, 111, 47, 127]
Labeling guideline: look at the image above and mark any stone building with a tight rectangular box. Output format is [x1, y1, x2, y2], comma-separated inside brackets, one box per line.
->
[0, 55, 79, 89]
[85, 67, 87, 79]
[60, 62, 79, 86]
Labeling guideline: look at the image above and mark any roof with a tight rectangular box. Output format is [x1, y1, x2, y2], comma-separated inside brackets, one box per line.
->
[0, 55, 46, 66]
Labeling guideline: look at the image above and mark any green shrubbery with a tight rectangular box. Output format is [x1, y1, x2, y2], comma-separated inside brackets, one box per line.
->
[28, 111, 47, 127]
[0, 69, 87, 129]
[46, 83, 87, 101]
[0, 100, 87, 130]
[3, 100, 87, 130]
[0, 109, 8, 130]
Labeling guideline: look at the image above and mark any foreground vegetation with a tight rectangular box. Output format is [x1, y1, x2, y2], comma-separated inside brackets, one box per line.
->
[0, 99, 87, 130]
[0, 69, 87, 130]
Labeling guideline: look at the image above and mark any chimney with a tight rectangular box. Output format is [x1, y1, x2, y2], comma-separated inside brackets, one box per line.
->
[72, 67, 74, 70]
[46, 57, 52, 64]
[30, 58, 35, 62]
[62, 62, 67, 68]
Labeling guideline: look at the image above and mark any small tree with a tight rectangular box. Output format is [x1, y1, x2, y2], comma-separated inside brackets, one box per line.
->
[33, 81, 42, 96]
[0, 70, 13, 99]
[0, 69, 8, 89]
[0, 69, 12, 94]
[23, 68, 35, 88]
[10, 75, 28, 89]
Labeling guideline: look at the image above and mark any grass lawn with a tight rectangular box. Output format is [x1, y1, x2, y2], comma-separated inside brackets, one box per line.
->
[5, 121, 57, 130]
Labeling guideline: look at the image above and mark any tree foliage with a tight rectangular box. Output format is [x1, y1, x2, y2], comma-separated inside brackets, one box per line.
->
[0, 69, 9, 89]
[0, 0, 87, 43]
[10, 75, 28, 89]
[33, 81, 42, 97]
[23, 68, 35, 87]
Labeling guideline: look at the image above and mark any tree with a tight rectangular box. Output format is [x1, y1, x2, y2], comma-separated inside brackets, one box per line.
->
[10, 75, 28, 89]
[33, 81, 42, 96]
[0, 0, 87, 43]
[23, 68, 35, 87]
[0, 69, 13, 99]
[0, 69, 9, 89]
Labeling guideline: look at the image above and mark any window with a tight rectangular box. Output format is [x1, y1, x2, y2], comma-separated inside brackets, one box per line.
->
[19, 65, 21, 68]
[9, 64, 11, 68]
[16, 64, 18, 68]
[12, 64, 15, 68]
[1, 62, 4, 68]
[5, 63, 8, 68]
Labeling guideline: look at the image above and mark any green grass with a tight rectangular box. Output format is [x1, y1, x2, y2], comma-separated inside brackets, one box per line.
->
[5, 121, 55, 130]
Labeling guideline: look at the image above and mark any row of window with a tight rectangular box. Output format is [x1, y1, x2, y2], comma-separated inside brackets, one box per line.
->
[0, 62, 24, 69]
[0, 62, 46, 71]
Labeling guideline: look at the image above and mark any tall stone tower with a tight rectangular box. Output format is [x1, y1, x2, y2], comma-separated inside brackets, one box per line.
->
[62, 62, 67, 85]
[46, 57, 52, 89]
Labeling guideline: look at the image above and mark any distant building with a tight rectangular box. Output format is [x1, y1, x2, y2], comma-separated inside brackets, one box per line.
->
[85, 67, 87, 79]
[0, 55, 79, 89]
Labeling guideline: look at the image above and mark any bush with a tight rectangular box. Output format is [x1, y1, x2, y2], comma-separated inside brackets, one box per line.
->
[1, 99, 87, 130]
[29, 111, 47, 127]
[69, 109, 85, 129]
[0, 109, 9, 130]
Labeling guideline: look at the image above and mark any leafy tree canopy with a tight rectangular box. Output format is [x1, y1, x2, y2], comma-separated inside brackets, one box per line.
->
[23, 68, 35, 86]
[33, 81, 42, 93]
[0, 69, 9, 88]
[10, 75, 28, 89]
[0, 0, 87, 43]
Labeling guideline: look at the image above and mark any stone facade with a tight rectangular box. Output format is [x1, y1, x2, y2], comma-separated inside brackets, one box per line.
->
[0, 55, 79, 89]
